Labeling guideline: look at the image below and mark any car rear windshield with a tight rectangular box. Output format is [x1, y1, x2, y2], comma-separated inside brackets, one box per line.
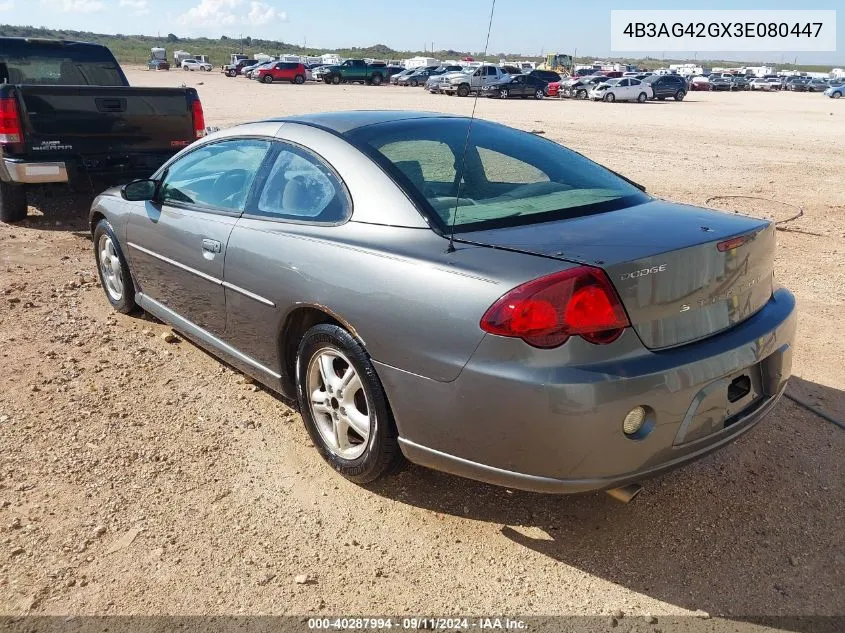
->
[0, 42, 126, 86]
[347, 118, 649, 233]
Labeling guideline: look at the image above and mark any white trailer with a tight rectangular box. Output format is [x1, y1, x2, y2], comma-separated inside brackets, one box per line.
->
[404, 56, 439, 69]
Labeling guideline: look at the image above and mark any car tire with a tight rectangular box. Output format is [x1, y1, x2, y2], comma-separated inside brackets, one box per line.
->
[0, 182, 27, 224]
[263, 75, 273, 84]
[371, 74, 383, 86]
[675, 89, 686, 101]
[93, 219, 136, 314]
[294, 74, 305, 84]
[534, 89, 544, 99]
[499, 88, 508, 99]
[296, 324, 401, 484]
[576, 88, 587, 99]
[409, 79, 418, 87]
[331, 74, 341, 85]
[603, 92, 615, 102]
[227, 70, 236, 77]
[457, 84, 470, 97]
[833, 91, 842, 99]
[637, 91, 647, 103]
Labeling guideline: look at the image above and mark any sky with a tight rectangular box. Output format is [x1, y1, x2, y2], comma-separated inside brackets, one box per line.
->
[0, 0, 841, 66]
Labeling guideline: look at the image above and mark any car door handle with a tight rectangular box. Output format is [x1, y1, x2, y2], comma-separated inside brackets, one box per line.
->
[202, 239, 222, 254]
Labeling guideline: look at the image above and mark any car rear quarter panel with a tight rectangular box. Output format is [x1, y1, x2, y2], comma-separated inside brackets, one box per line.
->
[223, 221, 569, 382]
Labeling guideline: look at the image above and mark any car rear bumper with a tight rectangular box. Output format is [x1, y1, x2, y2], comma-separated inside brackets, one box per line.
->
[376, 288, 796, 494]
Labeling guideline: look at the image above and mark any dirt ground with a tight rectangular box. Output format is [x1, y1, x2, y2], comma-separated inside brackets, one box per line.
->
[1, 66, 844, 625]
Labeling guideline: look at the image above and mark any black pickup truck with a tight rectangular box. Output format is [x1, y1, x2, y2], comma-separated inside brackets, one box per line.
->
[0, 37, 206, 222]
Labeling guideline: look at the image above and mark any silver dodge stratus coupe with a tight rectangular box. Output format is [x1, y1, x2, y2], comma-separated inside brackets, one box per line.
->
[90, 111, 795, 496]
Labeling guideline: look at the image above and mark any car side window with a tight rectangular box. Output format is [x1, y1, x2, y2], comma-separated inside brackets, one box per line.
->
[159, 139, 271, 212]
[252, 143, 349, 223]
[630, 79, 641, 86]
[618, 79, 630, 87]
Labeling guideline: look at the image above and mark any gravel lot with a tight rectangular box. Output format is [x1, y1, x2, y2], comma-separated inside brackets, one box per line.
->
[1, 67, 843, 625]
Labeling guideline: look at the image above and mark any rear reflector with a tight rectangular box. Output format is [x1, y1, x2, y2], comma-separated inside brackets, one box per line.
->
[480, 266, 630, 348]
[0, 97, 22, 144]
[717, 234, 752, 252]
[190, 99, 206, 139]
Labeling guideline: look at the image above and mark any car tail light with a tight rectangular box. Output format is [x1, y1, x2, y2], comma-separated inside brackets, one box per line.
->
[190, 99, 206, 139]
[0, 97, 23, 144]
[480, 266, 630, 348]
[717, 234, 752, 252]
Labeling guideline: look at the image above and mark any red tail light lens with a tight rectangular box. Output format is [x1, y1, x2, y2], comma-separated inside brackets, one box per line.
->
[0, 97, 23, 144]
[480, 266, 630, 348]
[717, 234, 752, 252]
[190, 99, 206, 139]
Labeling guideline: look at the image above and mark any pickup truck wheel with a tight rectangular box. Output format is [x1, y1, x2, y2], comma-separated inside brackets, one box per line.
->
[675, 90, 686, 101]
[294, 74, 305, 84]
[457, 84, 470, 97]
[0, 182, 27, 223]
[331, 75, 341, 85]
[93, 220, 136, 314]
[263, 75, 274, 84]
[371, 74, 383, 86]
[226, 70, 236, 77]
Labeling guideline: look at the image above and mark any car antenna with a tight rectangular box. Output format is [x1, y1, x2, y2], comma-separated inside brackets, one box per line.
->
[447, 0, 497, 254]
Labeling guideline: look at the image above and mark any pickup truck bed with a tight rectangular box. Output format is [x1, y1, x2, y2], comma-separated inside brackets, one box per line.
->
[0, 37, 205, 223]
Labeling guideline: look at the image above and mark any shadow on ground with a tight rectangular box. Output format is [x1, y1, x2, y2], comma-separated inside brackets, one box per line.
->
[368, 376, 845, 628]
[15, 189, 95, 234]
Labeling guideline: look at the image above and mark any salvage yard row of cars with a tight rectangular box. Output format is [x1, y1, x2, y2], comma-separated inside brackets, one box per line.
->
[219, 56, 845, 101]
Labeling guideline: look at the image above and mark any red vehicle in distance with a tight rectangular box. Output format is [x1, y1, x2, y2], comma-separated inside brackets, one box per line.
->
[255, 62, 308, 84]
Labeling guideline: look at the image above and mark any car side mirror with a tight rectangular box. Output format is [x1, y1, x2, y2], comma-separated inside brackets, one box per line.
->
[121, 179, 158, 202]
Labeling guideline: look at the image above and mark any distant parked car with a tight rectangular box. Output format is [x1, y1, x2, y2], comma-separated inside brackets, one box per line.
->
[824, 82, 844, 98]
[255, 62, 309, 84]
[562, 75, 606, 99]
[709, 76, 732, 91]
[527, 69, 561, 85]
[390, 68, 415, 85]
[441, 64, 511, 97]
[750, 78, 772, 91]
[731, 76, 750, 91]
[788, 78, 811, 92]
[222, 59, 256, 77]
[642, 74, 687, 100]
[181, 58, 213, 72]
[689, 76, 710, 91]
[399, 65, 460, 87]
[765, 78, 783, 90]
[481, 73, 547, 99]
[590, 78, 653, 102]
[427, 68, 472, 93]
[148, 59, 170, 71]
[806, 78, 830, 93]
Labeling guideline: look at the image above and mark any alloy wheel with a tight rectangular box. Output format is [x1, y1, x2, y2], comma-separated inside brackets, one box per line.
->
[98, 234, 124, 302]
[306, 348, 371, 460]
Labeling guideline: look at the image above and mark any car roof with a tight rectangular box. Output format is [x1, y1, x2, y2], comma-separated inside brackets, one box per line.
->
[263, 111, 458, 135]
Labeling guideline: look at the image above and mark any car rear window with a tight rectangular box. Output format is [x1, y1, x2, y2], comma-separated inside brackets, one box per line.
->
[347, 118, 649, 233]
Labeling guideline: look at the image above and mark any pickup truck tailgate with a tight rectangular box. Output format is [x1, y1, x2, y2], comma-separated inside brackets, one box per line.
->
[17, 85, 199, 155]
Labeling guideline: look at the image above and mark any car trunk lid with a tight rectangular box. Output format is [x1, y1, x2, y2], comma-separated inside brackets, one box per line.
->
[460, 199, 775, 350]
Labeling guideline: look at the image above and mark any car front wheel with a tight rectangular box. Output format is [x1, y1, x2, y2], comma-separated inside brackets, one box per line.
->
[296, 324, 401, 484]
[457, 84, 470, 97]
[534, 88, 544, 99]
[93, 219, 136, 314]
[603, 92, 615, 102]
[499, 88, 509, 99]
[263, 75, 273, 83]
[637, 91, 647, 103]
[833, 91, 842, 99]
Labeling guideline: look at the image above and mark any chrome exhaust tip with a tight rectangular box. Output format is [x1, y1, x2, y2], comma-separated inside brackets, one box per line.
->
[606, 483, 643, 504]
